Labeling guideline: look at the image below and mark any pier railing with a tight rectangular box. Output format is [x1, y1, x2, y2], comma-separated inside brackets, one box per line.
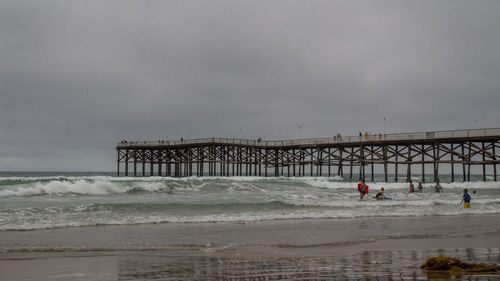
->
[117, 128, 500, 148]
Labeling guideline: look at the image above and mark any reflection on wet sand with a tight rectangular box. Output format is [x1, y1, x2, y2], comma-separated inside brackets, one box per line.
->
[117, 248, 500, 280]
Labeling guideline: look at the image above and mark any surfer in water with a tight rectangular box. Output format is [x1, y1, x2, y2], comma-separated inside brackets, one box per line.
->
[376, 188, 386, 200]
[357, 179, 368, 200]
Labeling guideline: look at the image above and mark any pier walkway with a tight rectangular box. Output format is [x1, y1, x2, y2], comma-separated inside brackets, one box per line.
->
[116, 128, 500, 182]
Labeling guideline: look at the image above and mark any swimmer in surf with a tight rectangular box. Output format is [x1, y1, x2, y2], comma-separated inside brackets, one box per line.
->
[357, 179, 368, 200]
[376, 188, 385, 200]
[434, 180, 443, 193]
[460, 188, 471, 208]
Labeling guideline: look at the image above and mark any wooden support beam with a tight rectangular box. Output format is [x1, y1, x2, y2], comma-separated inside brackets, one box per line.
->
[462, 144, 466, 182]
[406, 145, 411, 183]
[158, 151, 162, 177]
[383, 146, 388, 182]
[133, 149, 137, 177]
[264, 149, 268, 177]
[371, 146, 374, 182]
[493, 142, 497, 181]
[359, 145, 364, 181]
[450, 144, 454, 182]
[150, 150, 154, 176]
[199, 148, 202, 177]
[309, 148, 313, 177]
[232, 146, 235, 176]
[255, 148, 258, 177]
[208, 147, 212, 176]
[220, 146, 224, 177]
[125, 148, 129, 177]
[338, 149, 343, 177]
[142, 150, 146, 177]
[349, 147, 354, 180]
[395, 145, 398, 182]
[239, 147, 243, 177]
[214, 146, 217, 176]
[190, 149, 193, 176]
[298, 149, 302, 177]
[228, 146, 232, 177]
[302, 149, 306, 176]
[117, 149, 120, 176]
[435, 144, 440, 182]
[318, 149, 322, 177]
[287, 150, 290, 177]
[328, 147, 331, 177]
[421, 144, 425, 182]
[482, 142, 486, 181]
[432, 144, 437, 182]
[246, 148, 250, 176]
[259, 149, 262, 177]
[468, 142, 471, 182]
[276, 149, 280, 177]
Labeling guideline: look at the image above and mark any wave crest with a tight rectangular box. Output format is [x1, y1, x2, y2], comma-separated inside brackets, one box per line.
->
[0, 179, 124, 197]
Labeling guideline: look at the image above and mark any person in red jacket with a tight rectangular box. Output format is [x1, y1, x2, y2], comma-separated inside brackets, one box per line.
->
[357, 179, 369, 199]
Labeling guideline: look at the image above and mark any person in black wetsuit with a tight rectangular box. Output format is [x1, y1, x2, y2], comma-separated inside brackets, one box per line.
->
[376, 188, 385, 200]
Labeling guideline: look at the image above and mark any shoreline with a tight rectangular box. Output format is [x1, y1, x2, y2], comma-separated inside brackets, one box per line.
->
[2, 211, 500, 233]
[2, 214, 500, 250]
[1, 214, 500, 279]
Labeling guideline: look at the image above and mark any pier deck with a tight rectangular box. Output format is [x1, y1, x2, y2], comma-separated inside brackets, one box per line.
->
[116, 128, 500, 182]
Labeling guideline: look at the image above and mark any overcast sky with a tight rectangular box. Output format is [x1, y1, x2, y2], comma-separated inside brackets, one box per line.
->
[1, 0, 499, 171]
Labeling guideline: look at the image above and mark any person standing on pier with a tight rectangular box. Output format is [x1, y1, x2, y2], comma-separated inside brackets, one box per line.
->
[357, 179, 369, 200]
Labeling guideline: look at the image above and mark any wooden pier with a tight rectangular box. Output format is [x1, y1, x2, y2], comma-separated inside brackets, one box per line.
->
[116, 128, 500, 182]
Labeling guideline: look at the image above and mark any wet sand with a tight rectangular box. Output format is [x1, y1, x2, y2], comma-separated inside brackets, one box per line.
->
[1, 214, 500, 280]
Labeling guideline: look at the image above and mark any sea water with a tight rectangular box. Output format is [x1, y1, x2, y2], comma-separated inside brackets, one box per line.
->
[0, 172, 499, 231]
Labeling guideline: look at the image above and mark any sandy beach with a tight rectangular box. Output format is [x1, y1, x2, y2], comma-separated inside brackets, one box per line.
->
[1, 214, 500, 280]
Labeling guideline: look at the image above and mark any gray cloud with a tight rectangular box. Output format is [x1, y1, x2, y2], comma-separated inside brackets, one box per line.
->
[1, 0, 499, 171]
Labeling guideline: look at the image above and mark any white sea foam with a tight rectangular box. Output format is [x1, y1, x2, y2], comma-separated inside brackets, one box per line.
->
[0, 179, 125, 197]
[0, 175, 499, 230]
[3, 203, 500, 231]
[0, 175, 499, 197]
[0, 177, 203, 197]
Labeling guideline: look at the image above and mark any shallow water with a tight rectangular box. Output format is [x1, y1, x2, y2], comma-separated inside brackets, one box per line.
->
[115, 248, 500, 280]
[1, 212, 500, 280]
[1, 248, 499, 280]
[0, 173, 499, 230]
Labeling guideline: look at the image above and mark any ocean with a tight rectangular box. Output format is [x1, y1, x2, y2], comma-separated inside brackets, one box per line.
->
[1, 172, 499, 231]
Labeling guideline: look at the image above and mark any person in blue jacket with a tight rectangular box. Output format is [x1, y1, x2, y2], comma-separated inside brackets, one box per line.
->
[460, 188, 471, 208]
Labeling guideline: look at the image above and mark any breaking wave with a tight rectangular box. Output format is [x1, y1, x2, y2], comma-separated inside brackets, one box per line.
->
[0, 175, 499, 230]
[0, 176, 498, 198]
